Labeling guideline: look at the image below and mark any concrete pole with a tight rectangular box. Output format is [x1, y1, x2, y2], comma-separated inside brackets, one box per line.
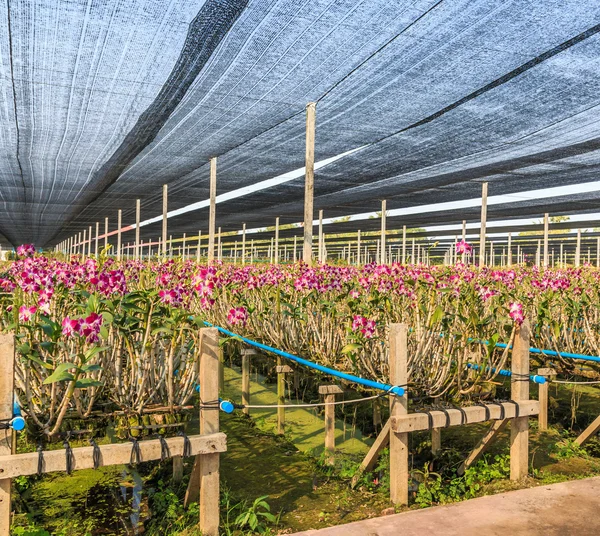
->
[402, 225, 406, 264]
[303, 102, 316, 265]
[197, 231, 202, 262]
[357, 230, 361, 265]
[217, 226, 222, 262]
[575, 229, 581, 267]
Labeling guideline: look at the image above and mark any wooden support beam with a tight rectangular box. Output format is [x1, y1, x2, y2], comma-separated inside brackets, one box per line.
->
[389, 323, 408, 506]
[575, 229, 581, 267]
[0, 433, 226, 480]
[510, 319, 531, 480]
[95, 221, 99, 258]
[575, 415, 600, 446]
[402, 225, 406, 264]
[351, 419, 390, 488]
[104, 217, 109, 251]
[0, 335, 14, 534]
[318, 210, 323, 263]
[457, 420, 508, 476]
[390, 401, 539, 433]
[242, 223, 246, 265]
[303, 102, 316, 265]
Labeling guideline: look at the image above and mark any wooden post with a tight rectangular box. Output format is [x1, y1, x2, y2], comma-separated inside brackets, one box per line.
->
[479, 182, 488, 267]
[537, 368, 556, 431]
[319, 385, 344, 465]
[82, 229, 87, 258]
[293, 235, 297, 262]
[507, 232, 512, 266]
[389, 324, 408, 505]
[357, 230, 361, 265]
[402, 225, 406, 264]
[181, 233, 186, 260]
[575, 229, 581, 267]
[411, 238, 415, 264]
[184, 328, 220, 535]
[217, 227, 222, 262]
[94, 221, 99, 258]
[197, 231, 202, 262]
[275, 217, 280, 265]
[242, 224, 246, 265]
[104, 217, 108, 251]
[0, 335, 14, 535]
[135, 199, 141, 260]
[318, 210, 323, 263]
[303, 102, 316, 265]
[380, 200, 386, 264]
[162, 184, 168, 256]
[277, 357, 285, 434]
[461, 220, 467, 264]
[431, 429, 441, 455]
[511, 318, 530, 480]
[88, 225, 92, 256]
[117, 210, 122, 261]
[543, 213, 549, 268]
[241, 349, 252, 416]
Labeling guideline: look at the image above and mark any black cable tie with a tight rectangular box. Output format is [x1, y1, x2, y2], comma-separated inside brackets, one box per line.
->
[476, 402, 491, 421]
[0, 420, 9, 430]
[423, 410, 434, 430]
[63, 438, 74, 475]
[158, 435, 170, 462]
[129, 437, 141, 465]
[437, 406, 451, 428]
[506, 400, 520, 418]
[177, 430, 192, 457]
[453, 405, 469, 425]
[491, 401, 505, 420]
[37, 443, 44, 476]
[90, 439, 101, 469]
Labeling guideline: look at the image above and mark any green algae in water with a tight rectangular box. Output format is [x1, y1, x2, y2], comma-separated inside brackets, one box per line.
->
[14, 466, 136, 535]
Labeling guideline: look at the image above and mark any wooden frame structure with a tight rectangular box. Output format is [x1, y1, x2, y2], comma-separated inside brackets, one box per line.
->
[0, 328, 226, 536]
[352, 320, 537, 503]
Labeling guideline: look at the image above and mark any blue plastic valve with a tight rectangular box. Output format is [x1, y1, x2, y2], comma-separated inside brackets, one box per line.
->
[10, 416, 26, 431]
[219, 400, 235, 414]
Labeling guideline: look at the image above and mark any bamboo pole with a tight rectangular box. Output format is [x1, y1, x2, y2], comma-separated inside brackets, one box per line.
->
[303, 102, 316, 265]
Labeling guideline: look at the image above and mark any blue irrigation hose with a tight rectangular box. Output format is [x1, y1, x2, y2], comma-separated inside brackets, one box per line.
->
[203, 322, 405, 397]
[494, 343, 600, 364]
[466, 363, 546, 384]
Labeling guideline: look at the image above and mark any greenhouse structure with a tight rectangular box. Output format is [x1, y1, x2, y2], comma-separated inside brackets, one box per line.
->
[1, 1, 600, 535]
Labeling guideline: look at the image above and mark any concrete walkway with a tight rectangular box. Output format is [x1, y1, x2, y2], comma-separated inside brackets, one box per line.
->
[291, 477, 600, 536]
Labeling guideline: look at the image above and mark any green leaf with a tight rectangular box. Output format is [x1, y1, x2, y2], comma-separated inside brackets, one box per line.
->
[341, 343, 363, 354]
[83, 346, 108, 362]
[43, 362, 76, 384]
[24, 353, 54, 370]
[429, 306, 444, 327]
[74, 378, 103, 389]
[101, 311, 114, 324]
[80, 364, 103, 373]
